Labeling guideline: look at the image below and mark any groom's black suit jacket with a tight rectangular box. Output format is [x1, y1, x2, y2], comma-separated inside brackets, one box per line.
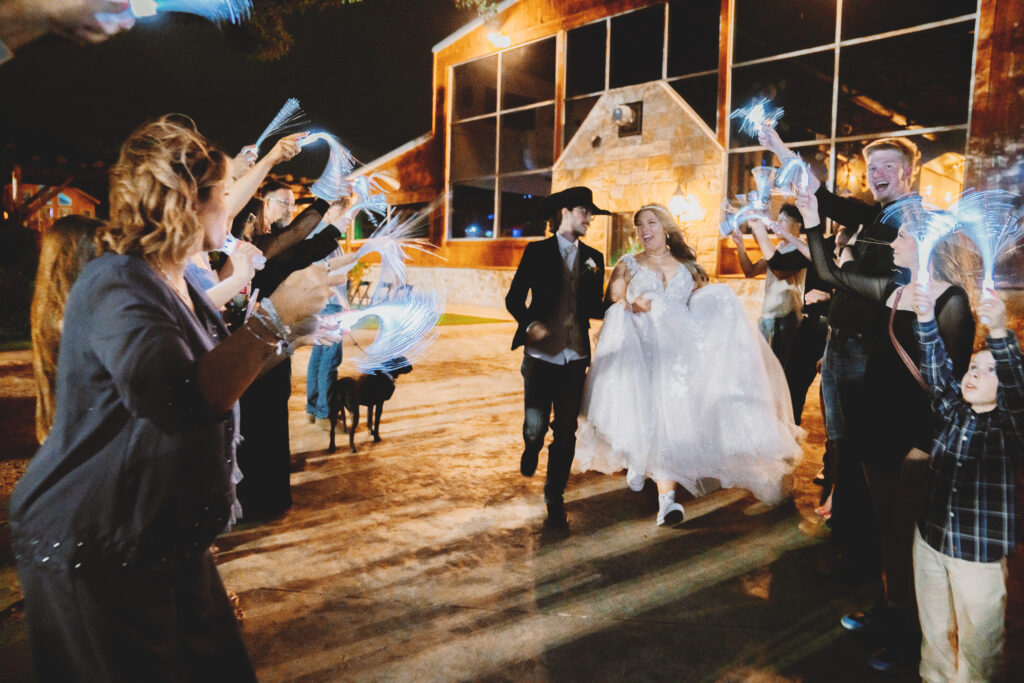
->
[504, 235, 607, 352]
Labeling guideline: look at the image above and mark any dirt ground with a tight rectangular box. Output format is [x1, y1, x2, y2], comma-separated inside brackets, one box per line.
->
[0, 320, 1021, 681]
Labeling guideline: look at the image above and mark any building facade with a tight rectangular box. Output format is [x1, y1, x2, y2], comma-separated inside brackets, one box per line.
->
[357, 0, 1024, 309]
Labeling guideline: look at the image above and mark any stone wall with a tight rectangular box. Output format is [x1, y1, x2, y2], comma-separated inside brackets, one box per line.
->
[552, 81, 725, 273]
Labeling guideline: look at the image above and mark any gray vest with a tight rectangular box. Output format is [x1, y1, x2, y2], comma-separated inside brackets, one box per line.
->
[533, 256, 588, 357]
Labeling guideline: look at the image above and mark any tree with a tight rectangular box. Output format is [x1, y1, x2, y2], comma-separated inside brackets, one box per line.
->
[232, 0, 490, 61]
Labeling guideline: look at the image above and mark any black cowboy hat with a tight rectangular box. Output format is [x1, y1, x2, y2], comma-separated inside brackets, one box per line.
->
[540, 186, 611, 218]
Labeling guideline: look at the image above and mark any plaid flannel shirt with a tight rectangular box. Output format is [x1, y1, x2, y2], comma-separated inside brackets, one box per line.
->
[914, 317, 1023, 562]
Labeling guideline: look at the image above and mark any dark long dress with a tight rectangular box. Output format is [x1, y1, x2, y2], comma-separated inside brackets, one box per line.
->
[234, 199, 342, 519]
[9, 254, 255, 681]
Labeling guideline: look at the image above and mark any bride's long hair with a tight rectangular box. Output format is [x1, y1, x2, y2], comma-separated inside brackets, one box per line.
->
[633, 203, 709, 285]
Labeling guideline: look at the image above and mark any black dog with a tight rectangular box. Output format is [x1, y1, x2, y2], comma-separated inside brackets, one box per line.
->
[327, 359, 413, 453]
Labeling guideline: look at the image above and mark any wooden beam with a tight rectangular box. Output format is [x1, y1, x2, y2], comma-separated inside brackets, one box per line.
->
[965, 0, 1024, 189]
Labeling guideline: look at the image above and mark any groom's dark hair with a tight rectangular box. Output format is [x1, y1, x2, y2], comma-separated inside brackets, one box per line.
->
[547, 208, 566, 233]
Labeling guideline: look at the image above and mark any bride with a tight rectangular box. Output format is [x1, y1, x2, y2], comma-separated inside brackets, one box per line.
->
[575, 203, 802, 526]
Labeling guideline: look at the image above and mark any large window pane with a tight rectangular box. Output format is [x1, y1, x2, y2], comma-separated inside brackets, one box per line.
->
[835, 130, 967, 207]
[452, 55, 498, 120]
[564, 95, 600, 147]
[499, 172, 552, 237]
[837, 24, 973, 137]
[731, 50, 834, 148]
[450, 179, 495, 239]
[842, 0, 976, 40]
[566, 21, 606, 97]
[502, 38, 555, 109]
[610, 5, 664, 88]
[499, 105, 554, 173]
[450, 118, 496, 180]
[733, 0, 836, 63]
[667, 0, 720, 76]
[670, 74, 718, 133]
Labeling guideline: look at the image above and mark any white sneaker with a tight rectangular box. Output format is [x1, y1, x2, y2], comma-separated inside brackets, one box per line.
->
[657, 490, 685, 527]
[626, 469, 645, 492]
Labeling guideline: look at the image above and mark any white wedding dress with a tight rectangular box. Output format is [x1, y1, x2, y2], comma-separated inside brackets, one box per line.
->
[574, 253, 802, 504]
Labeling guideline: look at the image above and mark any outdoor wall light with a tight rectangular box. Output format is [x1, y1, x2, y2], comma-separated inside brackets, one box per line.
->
[487, 31, 511, 48]
[669, 182, 705, 223]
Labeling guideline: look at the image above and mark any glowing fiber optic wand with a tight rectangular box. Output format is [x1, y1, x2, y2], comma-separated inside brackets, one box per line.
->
[950, 189, 1024, 321]
[730, 97, 784, 139]
[880, 196, 958, 287]
[99, 0, 252, 23]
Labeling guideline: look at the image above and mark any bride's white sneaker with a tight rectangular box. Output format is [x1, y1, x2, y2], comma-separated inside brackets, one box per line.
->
[657, 490, 685, 527]
[626, 469, 645, 492]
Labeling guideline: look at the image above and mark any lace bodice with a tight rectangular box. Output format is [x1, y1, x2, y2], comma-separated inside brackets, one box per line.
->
[621, 253, 695, 305]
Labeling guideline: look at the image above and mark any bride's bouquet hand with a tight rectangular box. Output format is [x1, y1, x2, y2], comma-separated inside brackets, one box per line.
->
[629, 296, 652, 314]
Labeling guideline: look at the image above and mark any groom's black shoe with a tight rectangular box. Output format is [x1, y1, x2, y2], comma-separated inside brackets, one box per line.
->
[520, 448, 539, 477]
[544, 500, 568, 529]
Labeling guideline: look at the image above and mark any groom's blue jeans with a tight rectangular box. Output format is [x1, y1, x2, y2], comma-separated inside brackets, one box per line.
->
[521, 354, 589, 505]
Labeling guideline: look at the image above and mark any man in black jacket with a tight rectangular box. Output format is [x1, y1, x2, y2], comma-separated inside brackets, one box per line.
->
[505, 186, 608, 529]
[762, 127, 926, 670]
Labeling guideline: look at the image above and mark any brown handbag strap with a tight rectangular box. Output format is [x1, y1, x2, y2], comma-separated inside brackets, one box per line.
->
[889, 286, 930, 394]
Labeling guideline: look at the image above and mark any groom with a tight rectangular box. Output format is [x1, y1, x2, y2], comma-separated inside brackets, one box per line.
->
[505, 186, 608, 529]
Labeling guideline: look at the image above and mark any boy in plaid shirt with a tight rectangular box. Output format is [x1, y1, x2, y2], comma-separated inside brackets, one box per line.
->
[910, 284, 1021, 682]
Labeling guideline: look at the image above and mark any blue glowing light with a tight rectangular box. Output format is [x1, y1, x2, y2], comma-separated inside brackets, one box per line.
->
[729, 97, 785, 138]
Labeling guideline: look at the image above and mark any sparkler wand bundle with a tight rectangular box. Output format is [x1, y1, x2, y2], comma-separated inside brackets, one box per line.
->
[730, 97, 784, 139]
[101, 0, 252, 23]
[330, 198, 445, 283]
[254, 98, 308, 151]
[949, 189, 1024, 302]
[774, 154, 811, 194]
[320, 290, 444, 373]
[719, 166, 775, 237]
[298, 132, 357, 202]
[880, 195, 957, 286]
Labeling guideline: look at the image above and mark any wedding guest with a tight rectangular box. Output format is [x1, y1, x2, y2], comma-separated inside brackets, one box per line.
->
[9, 114, 345, 681]
[763, 126, 923, 586]
[796, 188, 975, 671]
[731, 203, 806, 364]
[910, 286, 1021, 683]
[29, 214, 102, 444]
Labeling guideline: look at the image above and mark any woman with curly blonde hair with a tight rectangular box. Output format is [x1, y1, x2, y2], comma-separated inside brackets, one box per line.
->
[10, 114, 346, 681]
[29, 214, 103, 444]
[575, 203, 801, 527]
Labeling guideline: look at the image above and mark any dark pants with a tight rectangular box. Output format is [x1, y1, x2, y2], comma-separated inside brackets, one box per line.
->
[783, 314, 829, 425]
[521, 354, 588, 505]
[237, 358, 293, 519]
[863, 454, 929, 619]
[759, 310, 800, 366]
[821, 331, 880, 576]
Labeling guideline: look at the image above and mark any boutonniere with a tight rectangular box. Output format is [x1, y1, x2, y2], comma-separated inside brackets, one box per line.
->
[583, 257, 598, 274]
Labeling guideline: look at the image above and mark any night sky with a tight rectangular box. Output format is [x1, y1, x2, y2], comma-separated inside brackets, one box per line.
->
[0, 0, 473, 182]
